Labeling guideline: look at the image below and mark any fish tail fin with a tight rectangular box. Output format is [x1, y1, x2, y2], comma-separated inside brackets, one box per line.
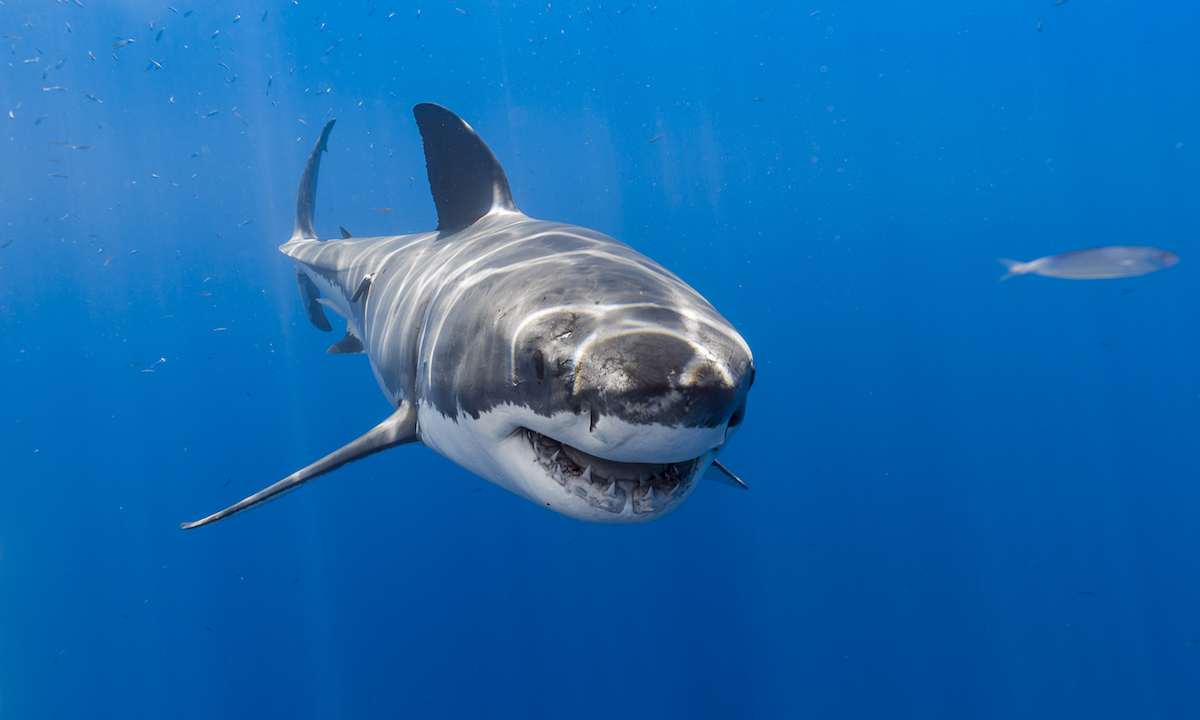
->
[998, 258, 1022, 281]
[292, 119, 336, 241]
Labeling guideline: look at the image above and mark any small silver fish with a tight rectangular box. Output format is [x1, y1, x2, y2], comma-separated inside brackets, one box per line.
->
[999, 246, 1179, 280]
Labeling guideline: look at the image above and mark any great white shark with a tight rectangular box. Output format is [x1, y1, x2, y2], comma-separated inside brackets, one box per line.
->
[181, 103, 754, 529]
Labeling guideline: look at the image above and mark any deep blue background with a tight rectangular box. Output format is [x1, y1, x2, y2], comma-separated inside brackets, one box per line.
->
[2, 1, 1198, 718]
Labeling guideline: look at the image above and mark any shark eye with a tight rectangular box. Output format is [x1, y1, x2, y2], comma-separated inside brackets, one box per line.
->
[533, 349, 545, 380]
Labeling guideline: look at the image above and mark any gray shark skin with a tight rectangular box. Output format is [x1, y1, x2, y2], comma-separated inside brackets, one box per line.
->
[181, 104, 754, 529]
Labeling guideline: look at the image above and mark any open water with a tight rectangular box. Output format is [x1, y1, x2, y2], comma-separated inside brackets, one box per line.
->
[1, 1, 1198, 718]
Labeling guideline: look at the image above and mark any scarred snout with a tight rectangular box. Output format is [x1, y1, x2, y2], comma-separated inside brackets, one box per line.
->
[572, 329, 753, 432]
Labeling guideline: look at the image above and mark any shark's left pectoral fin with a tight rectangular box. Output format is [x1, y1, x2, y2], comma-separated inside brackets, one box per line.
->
[704, 459, 748, 489]
[180, 402, 418, 529]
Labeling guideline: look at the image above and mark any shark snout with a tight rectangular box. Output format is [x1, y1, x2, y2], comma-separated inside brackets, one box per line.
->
[574, 330, 753, 430]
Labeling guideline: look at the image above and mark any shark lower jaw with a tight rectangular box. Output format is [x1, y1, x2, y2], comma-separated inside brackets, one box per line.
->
[519, 427, 701, 520]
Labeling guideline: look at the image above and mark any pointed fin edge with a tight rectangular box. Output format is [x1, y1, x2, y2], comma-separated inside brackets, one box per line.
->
[180, 402, 418, 529]
[413, 103, 517, 232]
[292, 119, 336, 241]
[327, 331, 365, 354]
[349, 273, 374, 303]
[297, 267, 333, 332]
[704, 459, 748, 489]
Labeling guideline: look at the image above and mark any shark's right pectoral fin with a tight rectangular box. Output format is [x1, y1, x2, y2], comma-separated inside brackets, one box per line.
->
[180, 402, 418, 530]
[704, 459, 748, 489]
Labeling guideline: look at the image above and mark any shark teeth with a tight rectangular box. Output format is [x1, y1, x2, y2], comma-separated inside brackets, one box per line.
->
[521, 427, 698, 515]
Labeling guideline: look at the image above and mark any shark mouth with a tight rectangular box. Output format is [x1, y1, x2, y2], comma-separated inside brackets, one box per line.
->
[520, 427, 700, 516]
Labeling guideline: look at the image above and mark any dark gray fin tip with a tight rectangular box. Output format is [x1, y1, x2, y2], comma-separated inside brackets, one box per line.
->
[413, 103, 516, 232]
[296, 267, 332, 332]
[327, 332, 365, 354]
[704, 459, 749, 490]
[339, 226, 353, 238]
[180, 403, 419, 529]
[293, 119, 337, 240]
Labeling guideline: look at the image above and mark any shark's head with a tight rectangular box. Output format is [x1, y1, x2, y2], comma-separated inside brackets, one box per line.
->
[417, 218, 755, 524]
[503, 300, 753, 523]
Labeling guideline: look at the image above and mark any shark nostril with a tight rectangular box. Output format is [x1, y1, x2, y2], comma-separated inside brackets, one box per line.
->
[728, 407, 744, 428]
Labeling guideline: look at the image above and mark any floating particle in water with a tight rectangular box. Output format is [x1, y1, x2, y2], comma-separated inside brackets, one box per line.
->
[820, 65, 828, 73]
[827, 105, 834, 112]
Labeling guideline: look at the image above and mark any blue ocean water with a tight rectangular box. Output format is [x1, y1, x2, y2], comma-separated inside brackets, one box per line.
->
[2, 1, 1198, 717]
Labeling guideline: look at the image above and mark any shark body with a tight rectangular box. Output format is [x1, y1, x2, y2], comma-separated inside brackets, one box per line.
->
[182, 103, 754, 529]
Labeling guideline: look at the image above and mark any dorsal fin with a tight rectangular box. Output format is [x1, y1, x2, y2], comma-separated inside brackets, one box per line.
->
[339, 226, 353, 238]
[413, 103, 517, 232]
[293, 119, 336, 241]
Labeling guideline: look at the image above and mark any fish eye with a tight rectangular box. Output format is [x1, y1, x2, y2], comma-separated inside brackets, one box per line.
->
[533, 349, 545, 380]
